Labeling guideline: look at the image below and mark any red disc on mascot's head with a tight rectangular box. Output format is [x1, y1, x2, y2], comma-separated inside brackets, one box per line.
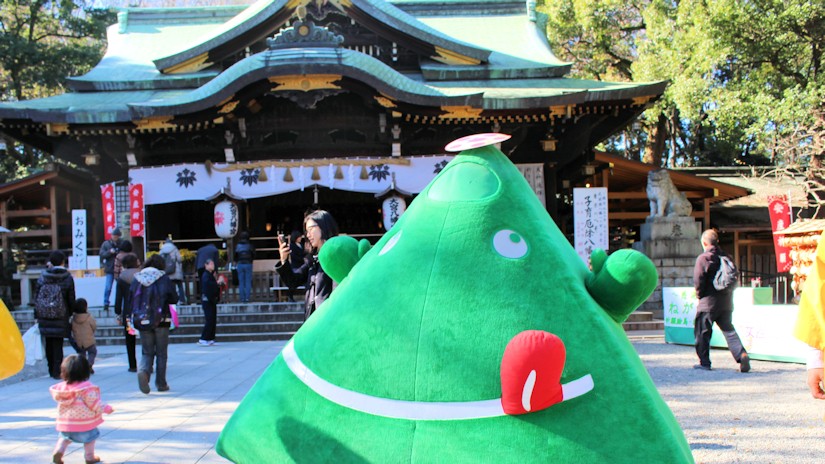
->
[445, 133, 511, 152]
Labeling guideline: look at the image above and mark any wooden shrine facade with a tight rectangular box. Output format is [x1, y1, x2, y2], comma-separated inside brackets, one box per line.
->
[0, 1, 669, 243]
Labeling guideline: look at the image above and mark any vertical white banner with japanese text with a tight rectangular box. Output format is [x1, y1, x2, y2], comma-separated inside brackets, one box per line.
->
[100, 183, 116, 240]
[129, 184, 145, 238]
[69, 210, 87, 270]
[574, 187, 608, 265]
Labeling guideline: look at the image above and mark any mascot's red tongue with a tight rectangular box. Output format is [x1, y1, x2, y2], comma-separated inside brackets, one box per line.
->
[500, 330, 566, 415]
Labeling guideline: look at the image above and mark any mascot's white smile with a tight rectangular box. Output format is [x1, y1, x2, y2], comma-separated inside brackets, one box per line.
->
[282, 340, 594, 421]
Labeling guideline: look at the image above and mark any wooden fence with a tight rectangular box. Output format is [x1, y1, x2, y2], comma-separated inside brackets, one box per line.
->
[180, 271, 304, 304]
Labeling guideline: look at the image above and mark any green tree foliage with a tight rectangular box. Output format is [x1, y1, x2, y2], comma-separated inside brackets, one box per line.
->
[541, 0, 824, 175]
[0, 0, 115, 182]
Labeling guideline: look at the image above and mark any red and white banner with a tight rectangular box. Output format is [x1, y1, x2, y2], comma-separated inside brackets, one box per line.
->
[129, 184, 145, 238]
[100, 183, 117, 240]
[768, 195, 793, 273]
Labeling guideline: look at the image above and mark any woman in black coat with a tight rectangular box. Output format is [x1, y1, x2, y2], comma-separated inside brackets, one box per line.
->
[276, 210, 339, 320]
[114, 253, 140, 372]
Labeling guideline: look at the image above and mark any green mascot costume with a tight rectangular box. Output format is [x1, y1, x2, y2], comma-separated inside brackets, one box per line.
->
[217, 133, 694, 463]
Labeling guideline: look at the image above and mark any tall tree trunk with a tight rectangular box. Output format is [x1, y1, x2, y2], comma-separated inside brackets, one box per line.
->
[642, 112, 667, 166]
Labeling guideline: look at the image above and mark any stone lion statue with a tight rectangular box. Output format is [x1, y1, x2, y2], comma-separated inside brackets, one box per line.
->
[646, 169, 692, 217]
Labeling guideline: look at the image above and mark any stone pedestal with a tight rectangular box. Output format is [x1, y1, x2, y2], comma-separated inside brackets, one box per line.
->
[633, 216, 703, 318]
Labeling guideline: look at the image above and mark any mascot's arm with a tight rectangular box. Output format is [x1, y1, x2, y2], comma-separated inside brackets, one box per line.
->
[586, 249, 658, 323]
[318, 236, 372, 284]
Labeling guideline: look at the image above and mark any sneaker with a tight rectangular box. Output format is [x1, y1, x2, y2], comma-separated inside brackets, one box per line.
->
[208, 340, 217, 346]
[693, 364, 712, 371]
[52, 451, 63, 464]
[85, 456, 101, 464]
[197, 340, 210, 346]
[157, 384, 170, 392]
[137, 371, 150, 394]
[739, 353, 751, 373]
[128, 368, 137, 373]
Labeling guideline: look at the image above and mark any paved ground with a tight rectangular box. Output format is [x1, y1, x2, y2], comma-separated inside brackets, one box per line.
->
[0, 335, 822, 463]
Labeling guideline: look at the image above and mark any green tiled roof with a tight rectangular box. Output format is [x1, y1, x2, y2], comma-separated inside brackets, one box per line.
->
[0, 0, 664, 123]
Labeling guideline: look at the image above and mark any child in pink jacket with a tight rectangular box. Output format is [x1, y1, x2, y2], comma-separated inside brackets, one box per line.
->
[49, 355, 114, 464]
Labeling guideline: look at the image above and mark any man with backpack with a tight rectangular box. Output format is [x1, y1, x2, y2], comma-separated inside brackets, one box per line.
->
[34, 251, 76, 379]
[693, 229, 750, 373]
[99, 228, 124, 311]
[126, 254, 178, 394]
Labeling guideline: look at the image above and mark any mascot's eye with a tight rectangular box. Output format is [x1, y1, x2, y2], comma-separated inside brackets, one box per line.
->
[379, 230, 402, 256]
[493, 230, 528, 259]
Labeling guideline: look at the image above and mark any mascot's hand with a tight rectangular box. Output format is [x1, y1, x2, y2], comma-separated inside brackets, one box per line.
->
[318, 236, 372, 283]
[585, 249, 658, 323]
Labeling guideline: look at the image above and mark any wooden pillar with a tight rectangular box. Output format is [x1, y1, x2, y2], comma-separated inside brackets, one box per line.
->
[703, 198, 711, 230]
[543, 162, 558, 222]
[733, 230, 740, 267]
[50, 186, 58, 250]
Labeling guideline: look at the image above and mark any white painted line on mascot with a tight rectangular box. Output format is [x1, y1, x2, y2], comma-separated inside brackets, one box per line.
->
[282, 341, 594, 421]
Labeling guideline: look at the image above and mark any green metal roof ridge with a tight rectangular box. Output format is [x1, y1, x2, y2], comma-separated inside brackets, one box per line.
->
[154, 0, 495, 73]
[429, 78, 668, 110]
[345, 0, 491, 63]
[131, 46, 484, 118]
[420, 52, 571, 81]
[153, 0, 291, 72]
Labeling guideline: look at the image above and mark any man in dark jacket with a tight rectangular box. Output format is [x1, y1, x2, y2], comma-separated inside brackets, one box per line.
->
[196, 242, 220, 282]
[693, 229, 750, 372]
[99, 228, 123, 311]
[34, 251, 76, 379]
[234, 232, 255, 303]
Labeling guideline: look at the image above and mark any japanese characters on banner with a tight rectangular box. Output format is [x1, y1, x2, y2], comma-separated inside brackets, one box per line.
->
[573, 187, 608, 265]
[768, 195, 793, 273]
[129, 184, 145, 238]
[69, 210, 87, 270]
[100, 184, 116, 240]
[381, 195, 407, 231]
[214, 200, 239, 238]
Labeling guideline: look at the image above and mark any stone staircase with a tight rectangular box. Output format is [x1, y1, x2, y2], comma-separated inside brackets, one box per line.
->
[12, 302, 305, 346]
[622, 310, 664, 332]
[12, 304, 660, 344]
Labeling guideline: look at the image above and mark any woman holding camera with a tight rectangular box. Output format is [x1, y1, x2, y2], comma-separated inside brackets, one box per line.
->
[275, 210, 338, 320]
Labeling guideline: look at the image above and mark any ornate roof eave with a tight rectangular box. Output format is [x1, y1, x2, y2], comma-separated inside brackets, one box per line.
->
[132, 46, 485, 119]
[154, 0, 491, 74]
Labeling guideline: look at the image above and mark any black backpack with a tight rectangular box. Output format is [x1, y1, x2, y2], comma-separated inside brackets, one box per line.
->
[34, 282, 67, 320]
[713, 255, 739, 291]
[130, 282, 164, 331]
[161, 252, 177, 275]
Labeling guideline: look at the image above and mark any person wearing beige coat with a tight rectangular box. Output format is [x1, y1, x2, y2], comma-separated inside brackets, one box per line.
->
[71, 299, 98, 374]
